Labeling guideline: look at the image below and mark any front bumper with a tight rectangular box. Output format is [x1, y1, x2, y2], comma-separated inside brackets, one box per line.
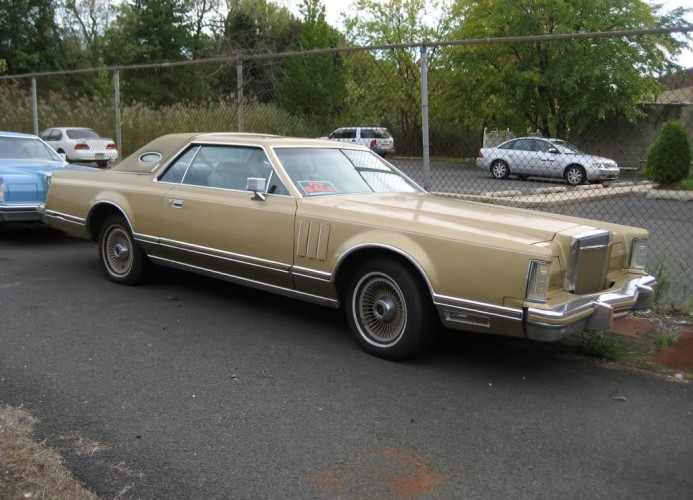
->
[594, 167, 620, 180]
[0, 204, 42, 222]
[525, 274, 656, 342]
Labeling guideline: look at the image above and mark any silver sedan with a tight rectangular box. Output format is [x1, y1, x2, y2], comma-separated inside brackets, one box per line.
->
[476, 137, 619, 186]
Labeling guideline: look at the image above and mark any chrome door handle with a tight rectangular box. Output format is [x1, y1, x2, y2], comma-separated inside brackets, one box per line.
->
[170, 199, 184, 208]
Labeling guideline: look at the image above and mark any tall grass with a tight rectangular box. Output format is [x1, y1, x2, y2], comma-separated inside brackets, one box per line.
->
[0, 86, 322, 157]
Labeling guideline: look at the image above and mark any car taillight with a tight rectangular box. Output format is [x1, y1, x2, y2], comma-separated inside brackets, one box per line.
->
[370, 139, 376, 149]
[477, 151, 484, 158]
[107, 143, 117, 150]
[75, 143, 89, 150]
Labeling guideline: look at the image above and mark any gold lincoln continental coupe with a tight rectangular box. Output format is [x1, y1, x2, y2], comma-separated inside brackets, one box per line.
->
[43, 133, 655, 360]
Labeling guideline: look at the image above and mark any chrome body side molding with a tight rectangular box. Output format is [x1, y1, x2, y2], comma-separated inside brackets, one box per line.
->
[147, 255, 339, 308]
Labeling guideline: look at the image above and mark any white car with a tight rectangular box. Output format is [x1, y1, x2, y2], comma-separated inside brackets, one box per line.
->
[476, 137, 619, 186]
[39, 127, 118, 168]
[320, 127, 395, 156]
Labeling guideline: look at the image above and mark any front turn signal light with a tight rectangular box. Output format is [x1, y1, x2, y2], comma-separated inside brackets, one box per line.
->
[630, 239, 648, 269]
[526, 260, 551, 303]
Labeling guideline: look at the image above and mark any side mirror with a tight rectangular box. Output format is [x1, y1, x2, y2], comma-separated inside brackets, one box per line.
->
[246, 177, 266, 201]
[548, 148, 559, 154]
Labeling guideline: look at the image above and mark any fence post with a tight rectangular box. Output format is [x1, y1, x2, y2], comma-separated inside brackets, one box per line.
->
[31, 77, 38, 135]
[114, 69, 121, 163]
[420, 44, 430, 190]
[237, 59, 244, 132]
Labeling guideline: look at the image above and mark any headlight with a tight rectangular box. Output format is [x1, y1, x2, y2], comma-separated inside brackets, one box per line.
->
[526, 260, 551, 303]
[630, 239, 649, 269]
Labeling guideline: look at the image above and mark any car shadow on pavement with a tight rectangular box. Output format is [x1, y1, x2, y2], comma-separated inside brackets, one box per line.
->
[0, 223, 82, 245]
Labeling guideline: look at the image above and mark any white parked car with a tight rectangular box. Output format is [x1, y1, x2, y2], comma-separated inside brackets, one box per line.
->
[39, 127, 118, 168]
[476, 137, 619, 186]
[320, 127, 395, 156]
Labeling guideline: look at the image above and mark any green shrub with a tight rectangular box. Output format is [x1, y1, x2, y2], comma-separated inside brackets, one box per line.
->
[645, 121, 692, 185]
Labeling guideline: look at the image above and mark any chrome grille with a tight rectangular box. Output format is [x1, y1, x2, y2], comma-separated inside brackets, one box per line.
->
[565, 230, 612, 294]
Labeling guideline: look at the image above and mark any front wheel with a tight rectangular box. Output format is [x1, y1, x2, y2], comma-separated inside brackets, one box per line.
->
[345, 258, 435, 361]
[564, 165, 586, 186]
[98, 215, 147, 285]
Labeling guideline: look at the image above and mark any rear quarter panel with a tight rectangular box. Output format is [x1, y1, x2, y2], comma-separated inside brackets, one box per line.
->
[46, 170, 172, 239]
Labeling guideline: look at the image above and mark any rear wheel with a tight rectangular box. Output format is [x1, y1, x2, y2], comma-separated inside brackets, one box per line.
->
[98, 215, 147, 285]
[564, 165, 586, 186]
[491, 160, 510, 180]
[345, 258, 435, 361]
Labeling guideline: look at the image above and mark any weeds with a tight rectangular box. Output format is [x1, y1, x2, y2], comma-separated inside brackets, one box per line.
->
[576, 332, 628, 361]
[653, 332, 677, 351]
[0, 87, 323, 157]
[0, 406, 98, 500]
[652, 260, 671, 310]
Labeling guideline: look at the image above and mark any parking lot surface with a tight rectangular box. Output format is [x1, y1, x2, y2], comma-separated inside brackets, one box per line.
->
[1, 224, 692, 499]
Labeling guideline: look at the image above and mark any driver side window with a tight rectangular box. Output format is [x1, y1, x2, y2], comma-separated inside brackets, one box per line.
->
[159, 144, 289, 195]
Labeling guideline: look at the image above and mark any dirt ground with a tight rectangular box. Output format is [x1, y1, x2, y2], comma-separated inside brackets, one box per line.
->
[609, 312, 693, 374]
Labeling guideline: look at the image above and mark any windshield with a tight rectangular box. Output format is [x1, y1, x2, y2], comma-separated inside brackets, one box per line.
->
[274, 147, 422, 196]
[0, 136, 62, 161]
[551, 140, 583, 154]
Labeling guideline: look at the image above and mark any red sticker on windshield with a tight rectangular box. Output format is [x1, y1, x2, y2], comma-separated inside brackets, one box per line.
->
[298, 180, 339, 196]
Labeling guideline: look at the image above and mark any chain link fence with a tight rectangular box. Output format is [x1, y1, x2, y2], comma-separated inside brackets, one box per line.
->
[1, 30, 692, 307]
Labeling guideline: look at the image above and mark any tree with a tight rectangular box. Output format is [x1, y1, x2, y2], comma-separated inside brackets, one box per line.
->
[218, 0, 300, 102]
[102, 0, 201, 106]
[277, 0, 347, 120]
[447, 0, 691, 139]
[645, 121, 692, 185]
[0, 0, 65, 75]
[343, 0, 452, 152]
[58, 0, 115, 68]
[184, 0, 225, 59]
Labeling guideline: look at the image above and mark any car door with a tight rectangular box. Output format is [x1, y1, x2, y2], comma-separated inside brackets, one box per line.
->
[157, 144, 297, 289]
[505, 138, 535, 174]
[533, 139, 559, 178]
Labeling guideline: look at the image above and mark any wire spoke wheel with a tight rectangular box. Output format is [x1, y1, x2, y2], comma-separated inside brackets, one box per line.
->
[345, 258, 435, 360]
[355, 273, 407, 345]
[98, 215, 147, 285]
[103, 225, 133, 277]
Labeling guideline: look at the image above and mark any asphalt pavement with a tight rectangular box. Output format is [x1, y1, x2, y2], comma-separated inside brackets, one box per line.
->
[1, 224, 692, 499]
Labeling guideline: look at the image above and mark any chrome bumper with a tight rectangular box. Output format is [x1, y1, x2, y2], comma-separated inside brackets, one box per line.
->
[526, 275, 656, 342]
[0, 204, 42, 222]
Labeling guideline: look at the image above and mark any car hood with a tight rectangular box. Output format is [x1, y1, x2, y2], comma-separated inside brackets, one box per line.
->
[558, 152, 616, 165]
[300, 192, 593, 246]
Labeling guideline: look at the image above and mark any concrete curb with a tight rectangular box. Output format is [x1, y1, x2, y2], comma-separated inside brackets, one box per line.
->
[433, 182, 692, 207]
